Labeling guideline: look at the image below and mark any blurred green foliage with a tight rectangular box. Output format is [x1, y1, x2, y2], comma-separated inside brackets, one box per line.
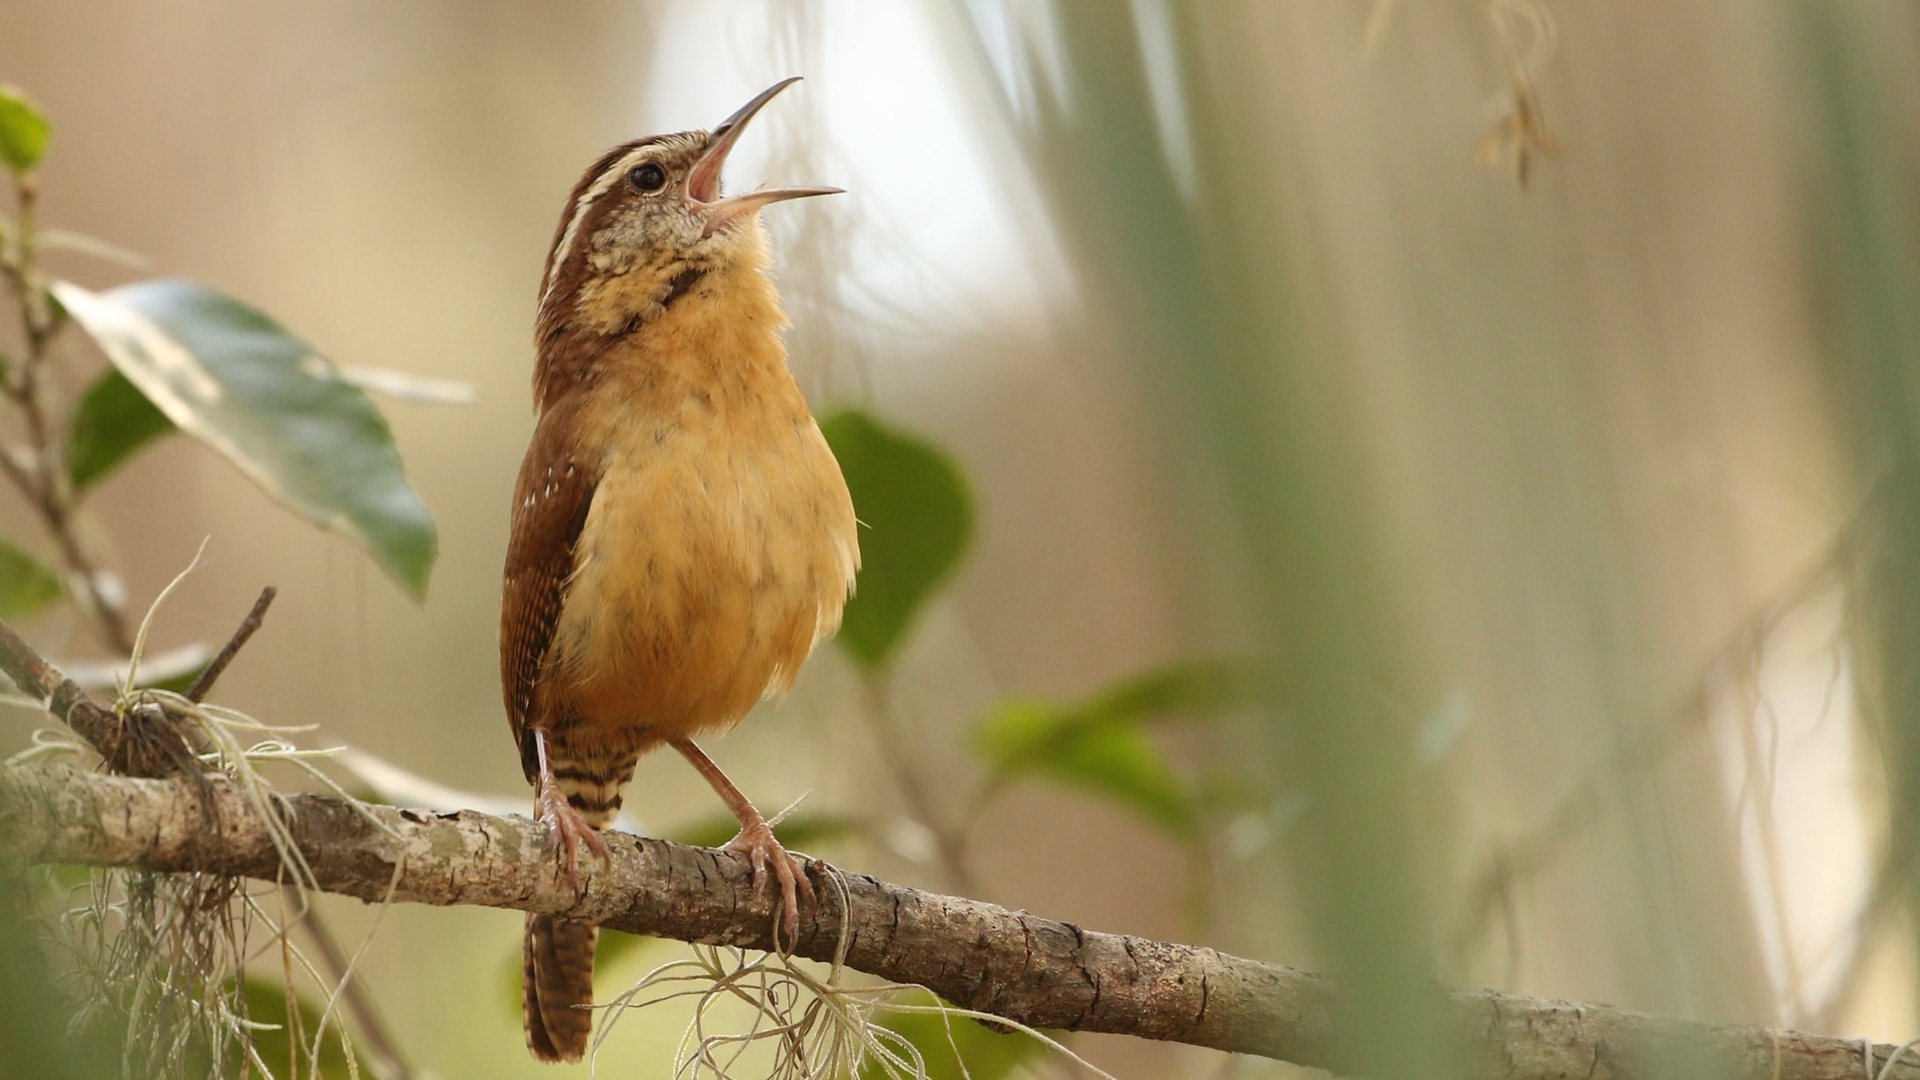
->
[1787, 3, 1920, 943]
[0, 871, 114, 1080]
[973, 660, 1251, 837]
[819, 408, 974, 669]
[0, 537, 60, 618]
[956, 4, 1449, 1075]
[65, 367, 173, 492]
[0, 84, 47, 174]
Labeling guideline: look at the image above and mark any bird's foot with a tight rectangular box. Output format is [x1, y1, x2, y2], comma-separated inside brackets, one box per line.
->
[536, 779, 610, 891]
[724, 816, 814, 946]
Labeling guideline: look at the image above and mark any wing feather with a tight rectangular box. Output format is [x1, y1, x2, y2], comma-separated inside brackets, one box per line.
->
[500, 393, 598, 782]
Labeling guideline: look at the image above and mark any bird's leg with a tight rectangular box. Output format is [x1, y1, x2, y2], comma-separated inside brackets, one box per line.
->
[671, 738, 815, 944]
[533, 727, 610, 890]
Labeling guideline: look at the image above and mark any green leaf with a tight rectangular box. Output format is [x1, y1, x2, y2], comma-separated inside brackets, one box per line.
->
[241, 975, 361, 1080]
[66, 367, 176, 491]
[0, 538, 62, 618]
[863, 1001, 1043, 1080]
[818, 409, 974, 669]
[1080, 658, 1254, 723]
[52, 279, 438, 599]
[976, 699, 1196, 835]
[970, 659, 1255, 837]
[0, 85, 49, 173]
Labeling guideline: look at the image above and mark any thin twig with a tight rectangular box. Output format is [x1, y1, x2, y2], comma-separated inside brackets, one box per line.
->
[1, 169, 133, 655]
[186, 587, 277, 703]
[0, 438, 36, 496]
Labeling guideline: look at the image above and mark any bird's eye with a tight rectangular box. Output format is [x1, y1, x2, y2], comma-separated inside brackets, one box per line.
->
[627, 163, 668, 194]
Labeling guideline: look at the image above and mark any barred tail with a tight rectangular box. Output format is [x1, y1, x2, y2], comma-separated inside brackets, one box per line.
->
[523, 748, 636, 1062]
[524, 913, 596, 1062]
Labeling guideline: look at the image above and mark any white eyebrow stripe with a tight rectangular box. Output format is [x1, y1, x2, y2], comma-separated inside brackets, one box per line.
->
[539, 145, 657, 311]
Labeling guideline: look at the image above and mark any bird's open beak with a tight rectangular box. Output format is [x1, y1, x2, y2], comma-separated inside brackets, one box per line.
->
[687, 77, 842, 236]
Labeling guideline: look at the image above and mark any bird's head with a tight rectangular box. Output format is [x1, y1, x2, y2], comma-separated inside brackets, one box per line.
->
[535, 77, 836, 345]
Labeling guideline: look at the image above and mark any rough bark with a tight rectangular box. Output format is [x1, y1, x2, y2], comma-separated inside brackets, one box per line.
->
[0, 617, 122, 757]
[1, 762, 1914, 1079]
[0, 617, 196, 778]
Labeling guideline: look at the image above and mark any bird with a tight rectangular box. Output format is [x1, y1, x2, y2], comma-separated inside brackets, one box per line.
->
[498, 77, 858, 1063]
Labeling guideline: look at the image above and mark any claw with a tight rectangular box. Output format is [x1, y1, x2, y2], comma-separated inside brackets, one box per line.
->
[724, 817, 813, 945]
[537, 776, 610, 891]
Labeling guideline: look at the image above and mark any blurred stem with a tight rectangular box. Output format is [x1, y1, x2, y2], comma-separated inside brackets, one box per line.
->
[280, 885, 417, 1080]
[0, 170, 132, 655]
[950, 4, 1444, 1073]
[1453, 536, 1848, 970]
[1783, 0, 1920, 1005]
[858, 672, 980, 896]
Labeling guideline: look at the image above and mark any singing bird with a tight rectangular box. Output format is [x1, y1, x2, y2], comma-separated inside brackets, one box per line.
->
[499, 78, 858, 1063]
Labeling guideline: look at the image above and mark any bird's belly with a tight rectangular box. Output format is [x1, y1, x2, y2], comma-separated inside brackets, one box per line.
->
[550, 416, 855, 742]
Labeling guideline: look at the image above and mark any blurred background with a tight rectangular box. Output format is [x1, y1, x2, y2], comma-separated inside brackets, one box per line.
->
[2, 1, 1917, 1077]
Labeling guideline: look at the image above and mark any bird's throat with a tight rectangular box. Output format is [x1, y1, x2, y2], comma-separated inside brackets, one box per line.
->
[535, 224, 783, 409]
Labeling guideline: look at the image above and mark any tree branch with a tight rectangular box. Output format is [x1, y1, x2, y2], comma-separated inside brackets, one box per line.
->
[0, 762, 1912, 1080]
[0, 614, 124, 756]
[0, 611, 1910, 1079]
[185, 586, 277, 704]
[0, 610, 196, 779]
